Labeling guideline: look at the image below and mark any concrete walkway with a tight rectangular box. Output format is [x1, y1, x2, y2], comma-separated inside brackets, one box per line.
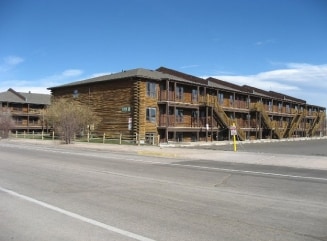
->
[3, 137, 327, 171]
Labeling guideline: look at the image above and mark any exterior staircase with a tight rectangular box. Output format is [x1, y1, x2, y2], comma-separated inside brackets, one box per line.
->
[206, 95, 246, 141]
[252, 102, 283, 139]
[284, 111, 304, 138]
[307, 111, 326, 137]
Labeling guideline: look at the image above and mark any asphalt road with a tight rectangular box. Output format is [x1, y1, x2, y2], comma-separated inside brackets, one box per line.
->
[1, 140, 327, 241]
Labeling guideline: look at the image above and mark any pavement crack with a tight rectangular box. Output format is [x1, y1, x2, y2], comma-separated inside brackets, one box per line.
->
[215, 174, 232, 187]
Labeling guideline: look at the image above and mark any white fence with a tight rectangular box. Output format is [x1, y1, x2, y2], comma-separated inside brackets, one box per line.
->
[11, 131, 160, 146]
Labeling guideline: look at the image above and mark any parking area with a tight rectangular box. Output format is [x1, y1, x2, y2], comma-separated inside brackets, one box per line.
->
[184, 138, 327, 156]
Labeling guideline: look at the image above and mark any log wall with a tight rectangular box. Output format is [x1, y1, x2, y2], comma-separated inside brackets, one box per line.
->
[52, 79, 135, 136]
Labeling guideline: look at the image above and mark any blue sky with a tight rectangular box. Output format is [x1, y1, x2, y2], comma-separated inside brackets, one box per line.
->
[1, 0, 327, 108]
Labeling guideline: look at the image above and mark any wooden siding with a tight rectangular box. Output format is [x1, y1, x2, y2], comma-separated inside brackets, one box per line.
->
[52, 79, 135, 136]
[49, 69, 326, 142]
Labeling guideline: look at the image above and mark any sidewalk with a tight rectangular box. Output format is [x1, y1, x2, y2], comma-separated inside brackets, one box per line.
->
[4, 138, 327, 171]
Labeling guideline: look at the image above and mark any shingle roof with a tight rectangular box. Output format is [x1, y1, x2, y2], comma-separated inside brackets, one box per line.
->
[268, 90, 306, 103]
[0, 88, 51, 105]
[48, 68, 196, 89]
[156, 67, 208, 85]
[206, 77, 245, 92]
[241, 85, 275, 98]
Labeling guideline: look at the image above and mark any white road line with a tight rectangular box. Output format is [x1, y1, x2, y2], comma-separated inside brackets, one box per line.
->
[125, 159, 327, 182]
[2, 142, 326, 182]
[0, 186, 156, 241]
[173, 163, 327, 181]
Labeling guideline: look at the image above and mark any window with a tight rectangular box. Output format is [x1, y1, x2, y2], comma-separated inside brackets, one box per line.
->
[192, 89, 198, 102]
[229, 95, 234, 107]
[176, 109, 183, 123]
[176, 132, 183, 142]
[278, 103, 282, 112]
[73, 89, 79, 98]
[218, 93, 224, 105]
[147, 82, 157, 98]
[146, 108, 156, 122]
[191, 110, 198, 118]
[176, 86, 184, 101]
[268, 101, 272, 111]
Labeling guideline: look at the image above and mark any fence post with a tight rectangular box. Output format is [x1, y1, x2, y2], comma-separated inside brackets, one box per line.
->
[157, 135, 160, 146]
[33, 131, 35, 139]
[42, 131, 44, 140]
[52, 131, 54, 141]
[16, 130, 18, 138]
[103, 133, 105, 144]
[119, 132, 122, 145]
[87, 130, 90, 143]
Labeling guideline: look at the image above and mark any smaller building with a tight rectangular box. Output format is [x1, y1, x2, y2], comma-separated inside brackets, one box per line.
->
[0, 88, 51, 133]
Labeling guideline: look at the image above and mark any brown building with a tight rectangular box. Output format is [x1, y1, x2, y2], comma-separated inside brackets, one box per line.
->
[48, 67, 326, 143]
[0, 88, 51, 133]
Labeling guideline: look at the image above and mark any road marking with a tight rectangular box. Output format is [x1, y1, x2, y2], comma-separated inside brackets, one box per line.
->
[124, 159, 327, 182]
[2, 142, 326, 182]
[171, 163, 327, 181]
[0, 186, 156, 241]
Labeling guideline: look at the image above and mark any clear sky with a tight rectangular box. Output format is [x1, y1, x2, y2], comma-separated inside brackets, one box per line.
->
[1, 0, 327, 108]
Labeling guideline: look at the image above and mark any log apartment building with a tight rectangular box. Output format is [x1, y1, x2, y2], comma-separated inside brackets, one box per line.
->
[49, 67, 326, 143]
[0, 88, 51, 134]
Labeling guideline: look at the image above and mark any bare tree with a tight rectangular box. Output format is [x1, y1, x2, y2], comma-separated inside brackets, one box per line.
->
[46, 99, 100, 144]
[0, 111, 15, 138]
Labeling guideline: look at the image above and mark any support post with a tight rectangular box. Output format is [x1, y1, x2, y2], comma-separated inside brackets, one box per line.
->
[232, 123, 237, 152]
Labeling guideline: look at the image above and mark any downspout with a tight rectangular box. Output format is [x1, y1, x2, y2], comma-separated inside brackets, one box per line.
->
[205, 105, 208, 142]
[166, 79, 169, 143]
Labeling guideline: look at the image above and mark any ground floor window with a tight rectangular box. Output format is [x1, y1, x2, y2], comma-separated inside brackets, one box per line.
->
[176, 132, 183, 142]
[146, 108, 156, 122]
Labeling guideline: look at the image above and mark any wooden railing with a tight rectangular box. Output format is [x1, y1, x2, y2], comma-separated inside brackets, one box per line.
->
[206, 95, 246, 141]
[284, 111, 304, 138]
[252, 102, 283, 139]
[307, 112, 326, 136]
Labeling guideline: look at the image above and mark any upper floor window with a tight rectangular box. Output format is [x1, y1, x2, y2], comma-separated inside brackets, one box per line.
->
[246, 97, 250, 108]
[176, 109, 184, 123]
[73, 89, 79, 98]
[147, 82, 157, 98]
[191, 110, 198, 118]
[176, 86, 184, 101]
[218, 93, 224, 105]
[229, 95, 234, 107]
[192, 89, 198, 102]
[278, 103, 282, 112]
[146, 107, 156, 122]
[268, 101, 272, 111]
